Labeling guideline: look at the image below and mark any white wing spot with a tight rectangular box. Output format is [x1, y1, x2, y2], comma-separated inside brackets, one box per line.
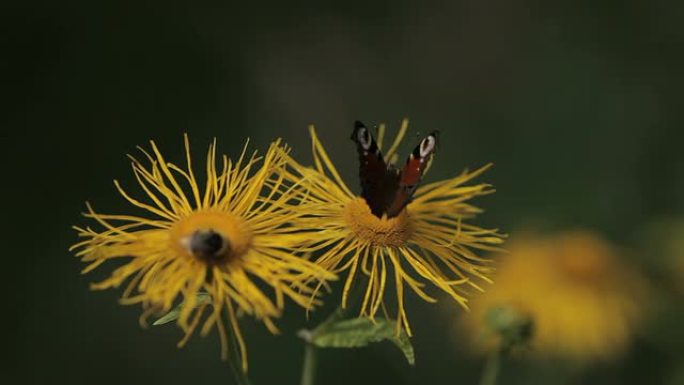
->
[419, 135, 437, 157]
[358, 128, 372, 150]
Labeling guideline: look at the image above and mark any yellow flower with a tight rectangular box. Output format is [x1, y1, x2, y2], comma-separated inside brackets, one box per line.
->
[70, 135, 335, 370]
[461, 231, 647, 363]
[287, 120, 504, 335]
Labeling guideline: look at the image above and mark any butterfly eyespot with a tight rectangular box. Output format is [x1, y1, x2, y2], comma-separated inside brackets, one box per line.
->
[419, 135, 437, 158]
[351, 121, 373, 150]
[357, 129, 373, 150]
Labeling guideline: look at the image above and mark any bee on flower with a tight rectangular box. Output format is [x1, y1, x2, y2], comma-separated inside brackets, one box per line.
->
[70, 135, 336, 370]
[286, 119, 504, 335]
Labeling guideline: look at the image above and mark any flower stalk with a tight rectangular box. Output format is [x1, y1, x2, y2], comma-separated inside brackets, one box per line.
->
[479, 348, 502, 385]
[300, 339, 318, 385]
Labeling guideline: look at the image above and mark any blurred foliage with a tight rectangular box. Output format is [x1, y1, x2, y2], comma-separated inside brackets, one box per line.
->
[483, 305, 534, 354]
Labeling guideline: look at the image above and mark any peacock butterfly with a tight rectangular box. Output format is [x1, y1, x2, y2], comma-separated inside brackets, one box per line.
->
[351, 120, 439, 218]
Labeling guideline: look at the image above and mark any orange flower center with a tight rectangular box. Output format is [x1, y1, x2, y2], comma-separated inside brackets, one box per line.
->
[343, 198, 414, 247]
[170, 211, 252, 264]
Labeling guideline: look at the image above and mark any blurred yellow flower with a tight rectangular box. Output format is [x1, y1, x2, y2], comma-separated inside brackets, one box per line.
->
[70, 135, 335, 370]
[461, 231, 647, 363]
[287, 121, 504, 335]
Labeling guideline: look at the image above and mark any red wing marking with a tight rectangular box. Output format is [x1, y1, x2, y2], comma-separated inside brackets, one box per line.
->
[385, 131, 439, 217]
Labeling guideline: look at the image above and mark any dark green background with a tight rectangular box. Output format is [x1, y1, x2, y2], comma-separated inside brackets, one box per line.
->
[4, 1, 683, 384]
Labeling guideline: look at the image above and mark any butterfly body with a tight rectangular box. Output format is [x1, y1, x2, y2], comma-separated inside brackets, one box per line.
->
[351, 121, 439, 218]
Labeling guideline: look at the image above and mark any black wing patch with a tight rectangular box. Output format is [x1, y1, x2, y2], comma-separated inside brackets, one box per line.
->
[351, 121, 399, 217]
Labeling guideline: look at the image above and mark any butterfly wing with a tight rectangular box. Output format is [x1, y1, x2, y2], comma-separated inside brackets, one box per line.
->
[385, 131, 439, 217]
[351, 121, 398, 217]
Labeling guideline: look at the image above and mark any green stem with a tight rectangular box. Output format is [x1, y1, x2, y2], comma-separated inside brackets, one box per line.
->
[479, 349, 502, 385]
[300, 341, 318, 385]
[298, 304, 347, 385]
[297, 308, 340, 385]
[298, 279, 365, 385]
[226, 322, 252, 385]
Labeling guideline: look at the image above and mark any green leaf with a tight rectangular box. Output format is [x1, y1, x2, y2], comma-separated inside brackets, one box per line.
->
[310, 318, 415, 365]
[152, 293, 212, 326]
